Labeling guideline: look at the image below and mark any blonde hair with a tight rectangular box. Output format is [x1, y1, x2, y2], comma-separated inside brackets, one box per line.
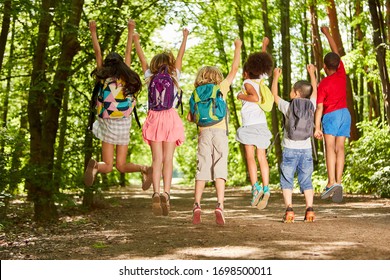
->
[194, 66, 224, 87]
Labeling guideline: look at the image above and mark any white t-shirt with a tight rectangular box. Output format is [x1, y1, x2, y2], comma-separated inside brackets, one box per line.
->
[240, 79, 267, 126]
[278, 97, 316, 149]
[144, 68, 181, 108]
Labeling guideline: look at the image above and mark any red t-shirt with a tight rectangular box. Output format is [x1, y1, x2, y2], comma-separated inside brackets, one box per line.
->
[317, 60, 347, 115]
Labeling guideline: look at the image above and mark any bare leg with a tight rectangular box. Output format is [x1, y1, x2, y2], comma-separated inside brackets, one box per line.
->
[215, 178, 225, 209]
[303, 189, 314, 209]
[194, 180, 206, 205]
[98, 141, 115, 173]
[324, 134, 336, 187]
[257, 148, 269, 186]
[244, 145, 258, 185]
[150, 141, 163, 194]
[282, 189, 293, 208]
[162, 141, 176, 195]
[335, 136, 346, 185]
[115, 144, 145, 173]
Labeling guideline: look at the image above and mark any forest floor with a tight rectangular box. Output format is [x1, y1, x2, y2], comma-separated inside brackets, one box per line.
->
[1, 184, 390, 260]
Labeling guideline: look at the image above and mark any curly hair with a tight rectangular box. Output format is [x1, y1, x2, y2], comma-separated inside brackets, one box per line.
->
[194, 66, 224, 87]
[92, 52, 142, 98]
[244, 52, 273, 78]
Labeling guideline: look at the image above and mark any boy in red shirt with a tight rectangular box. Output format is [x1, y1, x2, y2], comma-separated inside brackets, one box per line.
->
[314, 26, 351, 203]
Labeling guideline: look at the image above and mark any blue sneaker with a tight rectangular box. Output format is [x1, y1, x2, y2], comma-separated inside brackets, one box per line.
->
[251, 182, 263, 207]
[332, 184, 343, 203]
[257, 185, 270, 210]
[321, 184, 342, 200]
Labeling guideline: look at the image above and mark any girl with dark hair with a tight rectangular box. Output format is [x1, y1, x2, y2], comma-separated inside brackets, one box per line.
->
[236, 37, 274, 210]
[84, 19, 153, 190]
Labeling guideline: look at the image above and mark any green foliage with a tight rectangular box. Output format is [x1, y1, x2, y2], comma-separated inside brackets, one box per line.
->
[0, 0, 389, 223]
[344, 121, 390, 197]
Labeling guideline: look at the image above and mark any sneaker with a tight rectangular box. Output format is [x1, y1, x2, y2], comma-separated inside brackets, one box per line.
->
[304, 207, 316, 222]
[282, 206, 295, 223]
[321, 184, 341, 200]
[84, 158, 98, 187]
[332, 184, 343, 203]
[251, 182, 263, 207]
[160, 192, 170, 216]
[192, 203, 201, 225]
[152, 192, 162, 216]
[215, 203, 225, 226]
[256, 185, 270, 210]
[141, 166, 153, 191]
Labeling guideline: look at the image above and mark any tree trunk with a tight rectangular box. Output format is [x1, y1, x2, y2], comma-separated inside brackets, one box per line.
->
[368, 0, 390, 126]
[27, 0, 58, 222]
[262, 0, 282, 166]
[281, 0, 291, 100]
[387, 0, 390, 43]
[326, 0, 359, 140]
[53, 84, 70, 192]
[309, 0, 323, 76]
[0, 0, 11, 76]
[209, 2, 247, 180]
[27, 0, 84, 222]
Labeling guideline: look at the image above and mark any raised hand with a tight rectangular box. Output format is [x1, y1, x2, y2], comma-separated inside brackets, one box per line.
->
[128, 19, 135, 31]
[89, 20, 97, 33]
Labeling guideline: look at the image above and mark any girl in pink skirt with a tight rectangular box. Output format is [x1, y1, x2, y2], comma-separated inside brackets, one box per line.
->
[133, 28, 189, 216]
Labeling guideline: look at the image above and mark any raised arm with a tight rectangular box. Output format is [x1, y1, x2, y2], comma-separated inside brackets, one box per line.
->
[225, 39, 242, 84]
[89, 20, 103, 69]
[124, 19, 135, 67]
[133, 32, 149, 73]
[175, 28, 189, 71]
[321, 26, 338, 55]
[271, 68, 282, 105]
[307, 64, 317, 100]
[261, 37, 269, 53]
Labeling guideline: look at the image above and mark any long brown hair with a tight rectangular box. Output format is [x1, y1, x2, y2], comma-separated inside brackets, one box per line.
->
[92, 52, 142, 98]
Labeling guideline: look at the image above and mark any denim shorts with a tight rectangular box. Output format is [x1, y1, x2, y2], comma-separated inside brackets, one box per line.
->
[280, 148, 313, 192]
[322, 108, 351, 137]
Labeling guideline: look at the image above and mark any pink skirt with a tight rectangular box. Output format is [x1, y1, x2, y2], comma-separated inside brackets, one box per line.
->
[142, 108, 185, 146]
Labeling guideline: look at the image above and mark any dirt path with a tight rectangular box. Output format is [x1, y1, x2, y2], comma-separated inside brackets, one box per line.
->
[1, 185, 390, 260]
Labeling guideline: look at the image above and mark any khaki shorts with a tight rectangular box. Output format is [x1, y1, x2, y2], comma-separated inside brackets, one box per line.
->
[196, 129, 228, 181]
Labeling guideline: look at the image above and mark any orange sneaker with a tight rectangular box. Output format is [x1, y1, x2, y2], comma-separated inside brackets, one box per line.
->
[282, 206, 295, 223]
[304, 207, 316, 222]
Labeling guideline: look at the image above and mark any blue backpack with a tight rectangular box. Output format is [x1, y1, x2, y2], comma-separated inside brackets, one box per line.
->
[148, 65, 182, 111]
[189, 83, 227, 127]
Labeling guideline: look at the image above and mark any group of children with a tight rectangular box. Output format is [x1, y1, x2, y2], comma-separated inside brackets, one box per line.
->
[83, 20, 351, 225]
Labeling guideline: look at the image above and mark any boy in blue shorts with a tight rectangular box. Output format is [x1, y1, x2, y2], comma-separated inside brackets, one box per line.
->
[271, 65, 317, 222]
[314, 26, 351, 203]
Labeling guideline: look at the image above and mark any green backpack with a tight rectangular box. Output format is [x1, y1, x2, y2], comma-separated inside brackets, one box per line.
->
[189, 84, 227, 127]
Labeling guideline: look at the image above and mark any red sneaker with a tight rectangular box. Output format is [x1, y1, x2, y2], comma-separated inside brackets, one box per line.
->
[192, 203, 201, 225]
[215, 203, 225, 226]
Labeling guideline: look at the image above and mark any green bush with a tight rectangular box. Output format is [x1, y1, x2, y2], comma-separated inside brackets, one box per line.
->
[344, 121, 390, 197]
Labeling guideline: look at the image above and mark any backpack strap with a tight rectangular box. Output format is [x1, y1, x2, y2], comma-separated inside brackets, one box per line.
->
[133, 106, 141, 128]
[88, 81, 103, 131]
